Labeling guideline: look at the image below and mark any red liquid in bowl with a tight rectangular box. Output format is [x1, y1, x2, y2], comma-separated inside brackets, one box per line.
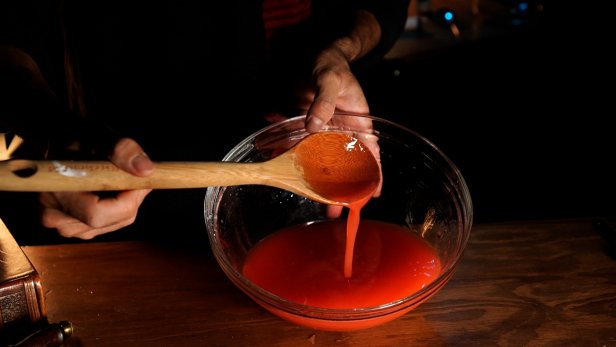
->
[242, 218, 441, 330]
[241, 134, 442, 330]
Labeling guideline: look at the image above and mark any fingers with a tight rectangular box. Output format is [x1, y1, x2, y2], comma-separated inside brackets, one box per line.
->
[305, 55, 382, 199]
[326, 205, 344, 219]
[305, 78, 338, 132]
[110, 138, 155, 177]
[38, 138, 154, 240]
[306, 72, 370, 132]
[39, 189, 152, 239]
[41, 208, 132, 240]
[264, 111, 289, 124]
[305, 49, 370, 133]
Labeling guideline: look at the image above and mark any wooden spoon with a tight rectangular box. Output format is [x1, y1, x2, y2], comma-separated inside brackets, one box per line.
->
[0, 132, 380, 205]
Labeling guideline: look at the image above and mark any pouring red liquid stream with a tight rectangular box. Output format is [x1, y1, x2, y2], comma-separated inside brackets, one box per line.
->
[292, 133, 380, 278]
[242, 132, 441, 329]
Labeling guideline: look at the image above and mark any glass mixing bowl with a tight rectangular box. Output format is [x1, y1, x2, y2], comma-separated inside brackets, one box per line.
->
[204, 113, 473, 331]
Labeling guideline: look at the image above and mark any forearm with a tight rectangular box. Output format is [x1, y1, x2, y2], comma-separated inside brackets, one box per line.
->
[347, 0, 411, 68]
[331, 9, 382, 64]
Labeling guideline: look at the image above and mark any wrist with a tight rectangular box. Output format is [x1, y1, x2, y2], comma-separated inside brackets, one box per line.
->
[330, 9, 382, 64]
[331, 37, 361, 63]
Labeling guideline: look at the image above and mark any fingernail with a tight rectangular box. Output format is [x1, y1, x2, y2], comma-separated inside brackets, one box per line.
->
[306, 116, 323, 133]
[131, 153, 154, 175]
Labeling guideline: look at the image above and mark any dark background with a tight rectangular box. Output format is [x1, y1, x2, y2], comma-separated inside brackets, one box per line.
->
[1, 1, 613, 245]
[358, 1, 614, 224]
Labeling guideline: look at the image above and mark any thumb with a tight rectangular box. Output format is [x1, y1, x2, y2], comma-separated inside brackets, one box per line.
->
[109, 138, 154, 177]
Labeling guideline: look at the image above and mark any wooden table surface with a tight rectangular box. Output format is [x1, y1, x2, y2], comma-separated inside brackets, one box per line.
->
[22, 218, 616, 347]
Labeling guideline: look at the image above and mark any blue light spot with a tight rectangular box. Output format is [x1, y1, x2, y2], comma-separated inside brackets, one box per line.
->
[444, 11, 454, 22]
[518, 2, 528, 12]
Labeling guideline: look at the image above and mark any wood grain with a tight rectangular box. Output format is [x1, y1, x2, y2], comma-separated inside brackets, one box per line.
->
[22, 218, 616, 346]
[0, 132, 377, 206]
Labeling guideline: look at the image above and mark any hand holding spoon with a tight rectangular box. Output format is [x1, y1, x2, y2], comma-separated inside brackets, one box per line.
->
[0, 132, 381, 206]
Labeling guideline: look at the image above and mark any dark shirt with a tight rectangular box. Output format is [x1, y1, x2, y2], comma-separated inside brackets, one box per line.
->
[2, 0, 409, 160]
[0, 0, 409, 244]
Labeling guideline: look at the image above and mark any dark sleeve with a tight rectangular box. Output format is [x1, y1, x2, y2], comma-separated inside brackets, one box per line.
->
[1, 1, 120, 159]
[0, 0, 65, 72]
[0, 61, 120, 159]
[354, 0, 411, 68]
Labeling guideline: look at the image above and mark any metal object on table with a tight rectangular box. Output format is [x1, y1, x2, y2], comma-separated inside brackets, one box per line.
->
[10, 320, 73, 347]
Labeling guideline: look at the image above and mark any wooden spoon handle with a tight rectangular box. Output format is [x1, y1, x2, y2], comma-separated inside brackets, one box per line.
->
[0, 160, 265, 192]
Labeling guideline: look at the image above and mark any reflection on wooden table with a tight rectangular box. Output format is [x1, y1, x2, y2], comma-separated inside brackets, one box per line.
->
[21, 218, 616, 346]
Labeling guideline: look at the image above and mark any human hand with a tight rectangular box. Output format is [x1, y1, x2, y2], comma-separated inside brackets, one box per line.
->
[39, 138, 155, 239]
[303, 46, 382, 217]
[300, 45, 371, 133]
[265, 43, 382, 218]
[264, 110, 382, 219]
